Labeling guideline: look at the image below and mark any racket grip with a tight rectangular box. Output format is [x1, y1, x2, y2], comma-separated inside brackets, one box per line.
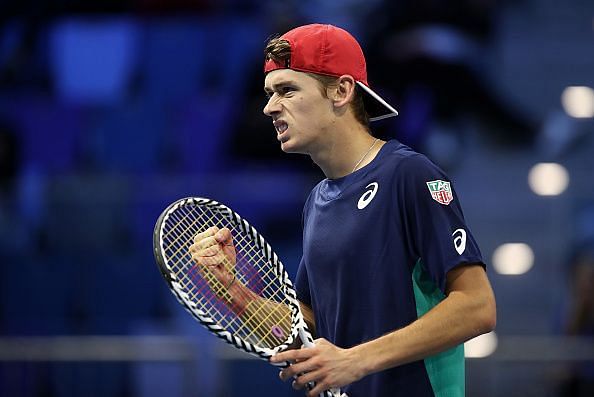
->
[324, 389, 348, 397]
[298, 329, 347, 397]
[301, 373, 348, 397]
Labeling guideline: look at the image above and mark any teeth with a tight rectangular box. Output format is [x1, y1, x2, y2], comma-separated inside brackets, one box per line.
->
[276, 123, 288, 133]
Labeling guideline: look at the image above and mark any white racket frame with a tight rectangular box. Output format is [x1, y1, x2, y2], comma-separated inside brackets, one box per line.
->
[153, 197, 346, 397]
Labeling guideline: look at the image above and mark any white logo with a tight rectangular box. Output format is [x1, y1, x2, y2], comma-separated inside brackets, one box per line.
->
[452, 228, 467, 255]
[357, 182, 378, 209]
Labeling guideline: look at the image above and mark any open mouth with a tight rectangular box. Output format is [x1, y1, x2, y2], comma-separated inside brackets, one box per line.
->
[274, 121, 288, 134]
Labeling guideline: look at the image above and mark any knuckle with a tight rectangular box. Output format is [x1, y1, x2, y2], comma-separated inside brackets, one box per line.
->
[197, 237, 215, 250]
[284, 368, 295, 379]
[203, 246, 218, 256]
[309, 357, 321, 368]
[194, 231, 209, 243]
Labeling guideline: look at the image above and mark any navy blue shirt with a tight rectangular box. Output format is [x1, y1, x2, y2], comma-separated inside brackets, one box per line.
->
[296, 140, 484, 397]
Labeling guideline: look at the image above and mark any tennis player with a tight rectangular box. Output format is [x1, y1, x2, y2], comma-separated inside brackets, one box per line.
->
[192, 23, 496, 397]
[261, 24, 496, 397]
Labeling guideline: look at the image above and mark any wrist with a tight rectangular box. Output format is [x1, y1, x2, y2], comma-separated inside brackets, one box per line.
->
[227, 280, 256, 315]
[348, 344, 372, 380]
[225, 274, 236, 289]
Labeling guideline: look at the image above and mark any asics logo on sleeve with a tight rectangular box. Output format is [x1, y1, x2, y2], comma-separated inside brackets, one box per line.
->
[452, 228, 467, 255]
[357, 182, 378, 209]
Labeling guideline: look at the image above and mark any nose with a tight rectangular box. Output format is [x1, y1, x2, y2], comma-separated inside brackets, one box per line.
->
[263, 94, 281, 117]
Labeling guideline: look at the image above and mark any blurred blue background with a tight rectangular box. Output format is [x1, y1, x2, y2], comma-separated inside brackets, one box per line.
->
[1, 0, 593, 396]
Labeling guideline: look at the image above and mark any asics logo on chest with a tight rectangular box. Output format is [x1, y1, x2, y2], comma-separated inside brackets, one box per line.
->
[357, 182, 379, 209]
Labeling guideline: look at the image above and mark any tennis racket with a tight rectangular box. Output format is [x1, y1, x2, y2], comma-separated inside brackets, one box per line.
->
[153, 197, 346, 397]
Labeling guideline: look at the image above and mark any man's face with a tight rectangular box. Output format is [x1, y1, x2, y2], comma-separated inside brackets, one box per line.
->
[263, 69, 335, 154]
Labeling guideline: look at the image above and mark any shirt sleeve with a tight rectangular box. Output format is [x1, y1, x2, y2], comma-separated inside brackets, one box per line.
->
[295, 256, 311, 305]
[396, 153, 484, 293]
[295, 192, 314, 306]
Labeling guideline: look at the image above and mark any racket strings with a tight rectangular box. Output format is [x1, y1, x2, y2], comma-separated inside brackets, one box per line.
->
[162, 205, 293, 348]
[163, 209, 240, 328]
[180, 206, 292, 347]
[220, 218, 293, 344]
[167, 208, 248, 327]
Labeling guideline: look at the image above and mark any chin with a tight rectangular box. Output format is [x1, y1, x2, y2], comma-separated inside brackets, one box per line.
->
[280, 137, 309, 155]
[280, 140, 297, 153]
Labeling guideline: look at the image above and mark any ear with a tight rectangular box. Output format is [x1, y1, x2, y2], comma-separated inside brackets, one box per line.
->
[331, 75, 356, 109]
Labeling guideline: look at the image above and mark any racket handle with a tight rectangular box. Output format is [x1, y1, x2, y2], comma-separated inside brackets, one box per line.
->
[324, 389, 348, 397]
[299, 327, 315, 348]
[298, 329, 348, 397]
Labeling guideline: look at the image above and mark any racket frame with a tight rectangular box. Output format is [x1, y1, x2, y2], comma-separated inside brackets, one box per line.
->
[153, 197, 312, 364]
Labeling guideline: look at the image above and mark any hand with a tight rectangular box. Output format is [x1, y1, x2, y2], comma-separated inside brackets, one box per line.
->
[189, 226, 236, 294]
[270, 338, 364, 396]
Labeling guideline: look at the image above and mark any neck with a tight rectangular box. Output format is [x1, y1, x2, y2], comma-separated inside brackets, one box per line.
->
[310, 120, 384, 179]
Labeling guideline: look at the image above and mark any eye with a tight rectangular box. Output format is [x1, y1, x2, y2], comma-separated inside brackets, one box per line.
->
[281, 86, 295, 95]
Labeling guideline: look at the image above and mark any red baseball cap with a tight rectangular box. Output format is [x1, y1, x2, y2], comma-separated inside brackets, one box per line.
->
[264, 24, 398, 121]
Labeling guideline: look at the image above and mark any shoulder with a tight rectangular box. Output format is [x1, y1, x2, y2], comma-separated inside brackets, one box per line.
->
[380, 141, 446, 180]
[306, 179, 325, 201]
[302, 179, 325, 216]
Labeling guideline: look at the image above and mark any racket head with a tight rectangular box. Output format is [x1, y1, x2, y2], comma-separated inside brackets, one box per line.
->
[153, 197, 308, 361]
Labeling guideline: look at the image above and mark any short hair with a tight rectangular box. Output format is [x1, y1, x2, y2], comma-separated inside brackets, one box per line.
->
[265, 36, 370, 128]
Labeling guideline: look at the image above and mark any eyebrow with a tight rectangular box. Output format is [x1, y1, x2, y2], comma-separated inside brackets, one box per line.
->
[263, 80, 298, 94]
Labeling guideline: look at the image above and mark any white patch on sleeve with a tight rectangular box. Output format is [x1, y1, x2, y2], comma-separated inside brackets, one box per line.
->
[452, 228, 467, 255]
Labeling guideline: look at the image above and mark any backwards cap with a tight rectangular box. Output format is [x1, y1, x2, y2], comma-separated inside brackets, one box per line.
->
[264, 24, 398, 121]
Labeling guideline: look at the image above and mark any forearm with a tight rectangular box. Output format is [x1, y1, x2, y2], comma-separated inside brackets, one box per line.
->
[226, 280, 310, 347]
[300, 301, 316, 335]
[352, 287, 495, 377]
[272, 267, 496, 395]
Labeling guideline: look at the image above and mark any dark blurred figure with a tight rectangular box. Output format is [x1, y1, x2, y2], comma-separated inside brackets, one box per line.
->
[557, 244, 594, 397]
[0, 13, 51, 92]
[363, 0, 536, 153]
[0, 122, 20, 193]
[0, 120, 32, 257]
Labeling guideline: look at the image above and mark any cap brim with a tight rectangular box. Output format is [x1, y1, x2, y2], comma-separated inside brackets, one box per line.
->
[356, 81, 398, 122]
